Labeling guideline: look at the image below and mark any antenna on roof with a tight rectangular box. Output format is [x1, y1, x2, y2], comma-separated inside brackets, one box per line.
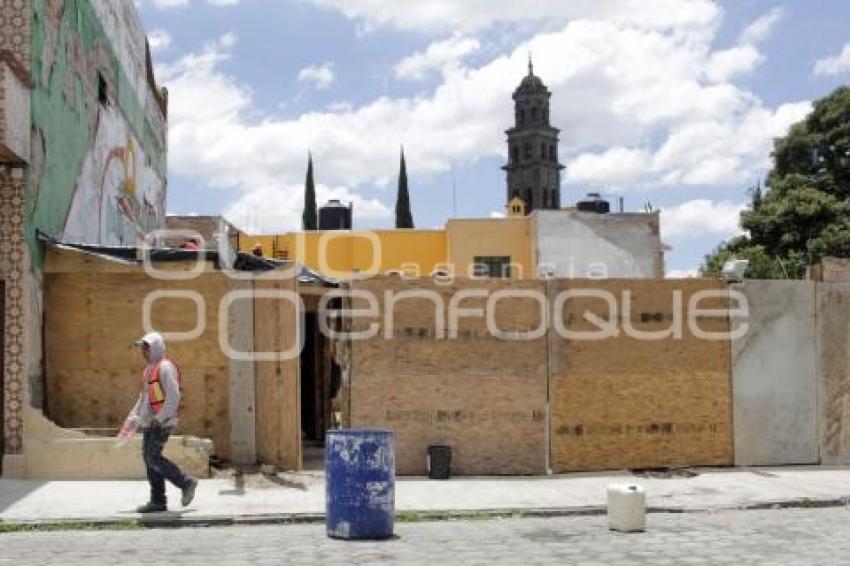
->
[528, 51, 534, 75]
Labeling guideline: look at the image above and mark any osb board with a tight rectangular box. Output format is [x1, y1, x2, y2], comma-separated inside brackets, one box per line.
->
[44, 246, 221, 274]
[45, 270, 233, 459]
[817, 282, 850, 464]
[549, 279, 733, 472]
[254, 275, 301, 470]
[350, 277, 548, 475]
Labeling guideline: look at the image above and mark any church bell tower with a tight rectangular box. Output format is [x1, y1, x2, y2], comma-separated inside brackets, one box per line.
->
[502, 59, 564, 214]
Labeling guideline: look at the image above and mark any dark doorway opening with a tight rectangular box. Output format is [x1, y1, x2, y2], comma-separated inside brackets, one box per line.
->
[300, 312, 331, 445]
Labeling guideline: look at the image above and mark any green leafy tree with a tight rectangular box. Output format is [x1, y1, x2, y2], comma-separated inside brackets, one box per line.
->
[701, 86, 850, 279]
[302, 152, 317, 231]
[396, 147, 415, 229]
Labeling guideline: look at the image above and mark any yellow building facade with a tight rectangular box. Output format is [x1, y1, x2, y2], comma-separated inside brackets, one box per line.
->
[238, 217, 535, 280]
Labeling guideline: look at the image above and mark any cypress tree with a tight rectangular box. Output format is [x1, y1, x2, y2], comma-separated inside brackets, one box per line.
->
[396, 147, 414, 229]
[302, 152, 318, 231]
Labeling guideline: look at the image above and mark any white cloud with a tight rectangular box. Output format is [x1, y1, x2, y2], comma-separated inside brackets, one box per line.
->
[218, 32, 238, 49]
[157, 3, 810, 232]
[565, 147, 652, 186]
[696, 7, 782, 83]
[566, 97, 811, 189]
[667, 268, 699, 279]
[307, 0, 720, 33]
[395, 35, 480, 80]
[147, 29, 172, 53]
[814, 43, 850, 76]
[298, 63, 335, 90]
[661, 199, 745, 239]
[152, 0, 188, 9]
[326, 101, 354, 113]
[739, 7, 784, 45]
[704, 45, 764, 82]
[146, 0, 241, 8]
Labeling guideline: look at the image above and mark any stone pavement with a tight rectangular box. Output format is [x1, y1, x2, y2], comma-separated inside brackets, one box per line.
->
[3, 466, 850, 525]
[2, 507, 849, 565]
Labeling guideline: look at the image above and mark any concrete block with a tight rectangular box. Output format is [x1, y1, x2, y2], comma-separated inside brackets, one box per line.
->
[7, 408, 212, 480]
[732, 281, 818, 466]
[817, 282, 850, 464]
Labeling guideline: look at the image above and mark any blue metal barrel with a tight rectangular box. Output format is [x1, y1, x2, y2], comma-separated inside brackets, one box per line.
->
[325, 429, 395, 540]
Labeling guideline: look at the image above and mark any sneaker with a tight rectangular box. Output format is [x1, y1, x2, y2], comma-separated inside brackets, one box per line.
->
[136, 502, 167, 514]
[181, 479, 198, 507]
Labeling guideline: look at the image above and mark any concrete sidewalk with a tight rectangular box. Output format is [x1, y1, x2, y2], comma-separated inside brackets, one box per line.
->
[2, 466, 850, 526]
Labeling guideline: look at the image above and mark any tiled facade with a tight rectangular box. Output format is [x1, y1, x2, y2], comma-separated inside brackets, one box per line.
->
[0, 0, 30, 71]
[0, 0, 29, 160]
[0, 0, 28, 463]
[0, 168, 26, 455]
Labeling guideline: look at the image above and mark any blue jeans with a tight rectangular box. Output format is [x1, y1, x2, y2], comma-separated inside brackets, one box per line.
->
[142, 426, 191, 505]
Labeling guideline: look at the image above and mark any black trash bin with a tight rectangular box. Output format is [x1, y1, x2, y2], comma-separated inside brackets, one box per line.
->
[427, 445, 452, 480]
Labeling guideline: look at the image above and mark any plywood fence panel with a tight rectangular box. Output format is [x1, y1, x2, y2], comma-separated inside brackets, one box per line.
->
[45, 265, 233, 459]
[351, 277, 548, 475]
[549, 279, 733, 472]
[254, 275, 301, 470]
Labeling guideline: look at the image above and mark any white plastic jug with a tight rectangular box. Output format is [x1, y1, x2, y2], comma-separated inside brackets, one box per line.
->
[607, 484, 646, 532]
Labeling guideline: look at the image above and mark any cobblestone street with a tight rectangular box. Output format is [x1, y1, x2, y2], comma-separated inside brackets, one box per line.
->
[1, 507, 848, 565]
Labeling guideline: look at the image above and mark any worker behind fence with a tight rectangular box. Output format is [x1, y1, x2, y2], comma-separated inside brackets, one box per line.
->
[128, 332, 198, 513]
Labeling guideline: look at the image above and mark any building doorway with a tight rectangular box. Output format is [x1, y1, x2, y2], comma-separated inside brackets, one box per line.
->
[300, 311, 332, 445]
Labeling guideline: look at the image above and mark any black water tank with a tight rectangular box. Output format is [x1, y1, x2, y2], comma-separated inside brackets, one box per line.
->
[576, 192, 610, 214]
[319, 200, 353, 230]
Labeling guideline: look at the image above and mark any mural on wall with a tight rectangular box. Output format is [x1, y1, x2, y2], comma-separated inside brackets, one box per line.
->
[28, 0, 166, 256]
[63, 105, 164, 245]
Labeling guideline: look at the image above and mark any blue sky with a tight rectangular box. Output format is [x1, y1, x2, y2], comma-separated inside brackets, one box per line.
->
[136, 0, 850, 276]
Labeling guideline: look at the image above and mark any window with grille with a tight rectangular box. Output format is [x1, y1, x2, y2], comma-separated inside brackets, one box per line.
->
[473, 256, 512, 278]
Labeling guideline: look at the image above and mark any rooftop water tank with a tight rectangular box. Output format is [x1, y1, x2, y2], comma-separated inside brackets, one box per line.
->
[577, 192, 610, 214]
[319, 199, 353, 231]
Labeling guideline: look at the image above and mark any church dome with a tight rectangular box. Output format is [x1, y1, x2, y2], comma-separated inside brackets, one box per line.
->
[519, 73, 544, 90]
[513, 59, 549, 97]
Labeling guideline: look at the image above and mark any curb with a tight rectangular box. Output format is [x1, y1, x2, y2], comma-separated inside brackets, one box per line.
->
[2, 497, 849, 532]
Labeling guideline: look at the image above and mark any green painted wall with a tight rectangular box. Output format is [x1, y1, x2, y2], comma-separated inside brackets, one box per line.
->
[27, 0, 167, 266]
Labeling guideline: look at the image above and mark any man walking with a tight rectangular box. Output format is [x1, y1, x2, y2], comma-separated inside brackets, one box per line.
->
[129, 332, 198, 513]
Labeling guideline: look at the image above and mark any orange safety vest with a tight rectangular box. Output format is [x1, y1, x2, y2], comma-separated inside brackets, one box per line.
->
[144, 358, 182, 416]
